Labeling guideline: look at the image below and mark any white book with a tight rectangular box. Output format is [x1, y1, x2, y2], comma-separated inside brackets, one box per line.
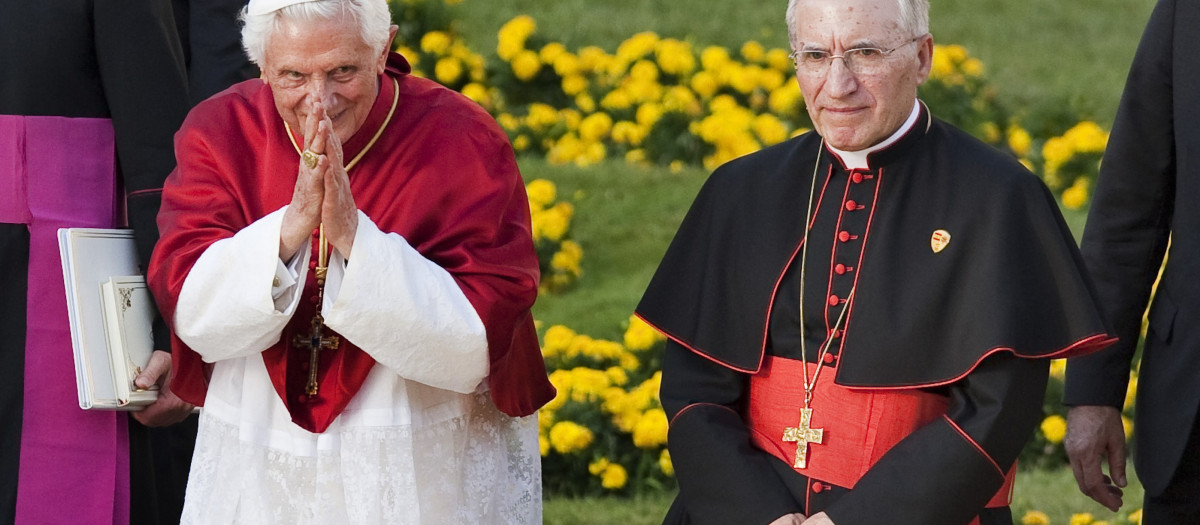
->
[58, 228, 159, 410]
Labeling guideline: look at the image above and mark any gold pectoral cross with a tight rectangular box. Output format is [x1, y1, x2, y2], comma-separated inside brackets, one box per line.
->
[782, 407, 824, 469]
[292, 312, 340, 396]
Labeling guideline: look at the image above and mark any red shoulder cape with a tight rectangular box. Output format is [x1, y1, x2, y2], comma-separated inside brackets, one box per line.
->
[149, 54, 553, 432]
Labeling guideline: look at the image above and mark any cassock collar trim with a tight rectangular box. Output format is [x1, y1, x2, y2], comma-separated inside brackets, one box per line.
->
[823, 100, 931, 172]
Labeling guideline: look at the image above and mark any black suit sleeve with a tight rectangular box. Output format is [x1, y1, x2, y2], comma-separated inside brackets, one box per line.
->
[1064, 0, 1175, 408]
[661, 340, 804, 525]
[94, 0, 190, 350]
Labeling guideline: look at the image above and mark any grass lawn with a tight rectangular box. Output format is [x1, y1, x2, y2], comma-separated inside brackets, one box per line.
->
[455, 0, 1157, 126]
[545, 468, 1146, 524]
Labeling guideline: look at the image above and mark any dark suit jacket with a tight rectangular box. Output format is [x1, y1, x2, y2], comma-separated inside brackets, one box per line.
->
[1064, 0, 1200, 497]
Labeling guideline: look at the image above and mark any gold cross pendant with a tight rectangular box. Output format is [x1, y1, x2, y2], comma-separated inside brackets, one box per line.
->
[292, 314, 340, 396]
[782, 407, 824, 469]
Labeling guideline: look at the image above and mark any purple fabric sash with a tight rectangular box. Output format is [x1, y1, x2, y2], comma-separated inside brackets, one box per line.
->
[0, 115, 129, 524]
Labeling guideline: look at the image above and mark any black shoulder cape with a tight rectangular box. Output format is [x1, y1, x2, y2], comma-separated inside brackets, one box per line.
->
[636, 108, 1114, 387]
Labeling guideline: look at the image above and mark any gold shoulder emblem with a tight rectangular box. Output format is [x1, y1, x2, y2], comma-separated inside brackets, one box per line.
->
[931, 229, 951, 253]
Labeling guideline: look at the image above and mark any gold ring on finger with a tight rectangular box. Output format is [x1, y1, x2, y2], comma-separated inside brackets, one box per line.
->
[302, 150, 319, 169]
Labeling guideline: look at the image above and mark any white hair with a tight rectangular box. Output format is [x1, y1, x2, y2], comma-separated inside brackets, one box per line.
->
[240, 0, 392, 67]
[786, 0, 929, 47]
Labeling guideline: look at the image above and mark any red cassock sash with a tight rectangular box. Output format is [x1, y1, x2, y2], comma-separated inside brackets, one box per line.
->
[746, 357, 1015, 511]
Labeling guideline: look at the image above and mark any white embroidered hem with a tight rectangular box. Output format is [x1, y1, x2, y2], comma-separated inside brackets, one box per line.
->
[180, 391, 541, 524]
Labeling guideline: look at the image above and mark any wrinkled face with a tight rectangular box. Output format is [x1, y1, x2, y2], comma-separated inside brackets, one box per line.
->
[791, 0, 932, 151]
[262, 14, 391, 145]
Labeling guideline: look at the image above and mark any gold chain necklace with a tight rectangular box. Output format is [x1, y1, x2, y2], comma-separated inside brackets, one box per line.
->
[782, 139, 856, 469]
[283, 76, 400, 396]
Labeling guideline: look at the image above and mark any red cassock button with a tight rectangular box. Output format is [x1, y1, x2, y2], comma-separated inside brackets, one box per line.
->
[828, 294, 840, 306]
[852, 172, 864, 184]
[830, 329, 841, 339]
[838, 231, 851, 242]
[834, 264, 847, 275]
[812, 482, 825, 493]
[844, 200, 858, 211]
[312, 229, 320, 237]
[823, 353, 835, 364]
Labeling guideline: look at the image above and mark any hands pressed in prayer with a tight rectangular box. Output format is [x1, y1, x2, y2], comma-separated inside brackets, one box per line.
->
[131, 350, 196, 427]
[1065, 405, 1127, 511]
[769, 512, 807, 525]
[279, 100, 359, 261]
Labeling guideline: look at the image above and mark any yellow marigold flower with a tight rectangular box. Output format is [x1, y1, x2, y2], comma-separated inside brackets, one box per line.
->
[526, 103, 559, 131]
[979, 122, 1001, 144]
[766, 48, 793, 71]
[551, 249, 581, 276]
[512, 134, 530, 152]
[511, 50, 542, 82]
[612, 120, 645, 146]
[1049, 359, 1067, 381]
[663, 86, 701, 115]
[434, 57, 463, 85]
[1021, 510, 1050, 525]
[754, 114, 789, 146]
[539, 42, 568, 64]
[561, 74, 589, 96]
[525, 179, 557, 209]
[942, 44, 969, 63]
[559, 239, 583, 259]
[624, 315, 665, 351]
[1008, 125, 1033, 157]
[553, 52, 581, 77]
[1062, 177, 1090, 210]
[1070, 512, 1095, 525]
[578, 141, 606, 167]
[420, 31, 452, 55]
[600, 89, 633, 111]
[538, 435, 549, 456]
[496, 112, 519, 131]
[560, 108, 582, 130]
[1130, 509, 1143, 524]
[1042, 136, 1073, 177]
[579, 112, 614, 142]
[962, 57, 985, 77]
[633, 408, 669, 448]
[583, 338, 623, 360]
[630, 60, 660, 83]
[728, 64, 757, 94]
[617, 31, 660, 62]
[1122, 415, 1134, 438]
[930, 46, 955, 80]
[636, 103, 664, 127]
[625, 149, 647, 165]
[620, 352, 640, 371]
[757, 67, 786, 92]
[690, 71, 719, 99]
[600, 463, 628, 490]
[578, 46, 609, 72]
[769, 82, 803, 115]
[1064, 121, 1109, 153]
[655, 38, 696, 76]
[545, 370, 571, 411]
[669, 160, 685, 173]
[701, 45, 732, 71]
[497, 15, 537, 61]
[605, 366, 628, 386]
[549, 420, 593, 454]
[741, 41, 766, 63]
[588, 457, 610, 476]
[659, 449, 674, 476]
[708, 94, 740, 113]
[1041, 414, 1067, 444]
[1125, 374, 1138, 411]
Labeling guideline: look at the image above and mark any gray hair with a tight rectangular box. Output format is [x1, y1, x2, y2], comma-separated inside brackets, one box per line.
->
[786, 0, 929, 47]
[241, 0, 392, 67]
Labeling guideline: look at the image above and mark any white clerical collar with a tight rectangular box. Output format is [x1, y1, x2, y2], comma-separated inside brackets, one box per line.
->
[828, 99, 921, 170]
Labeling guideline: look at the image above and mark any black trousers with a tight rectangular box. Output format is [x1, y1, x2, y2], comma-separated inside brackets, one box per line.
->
[1145, 411, 1200, 524]
[0, 225, 29, 523]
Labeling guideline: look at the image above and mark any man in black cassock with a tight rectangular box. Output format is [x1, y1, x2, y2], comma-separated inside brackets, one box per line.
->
[0, 2, 195, 523]
[1064, 0, 1200, 522]
[636, 0, 1114, 523]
